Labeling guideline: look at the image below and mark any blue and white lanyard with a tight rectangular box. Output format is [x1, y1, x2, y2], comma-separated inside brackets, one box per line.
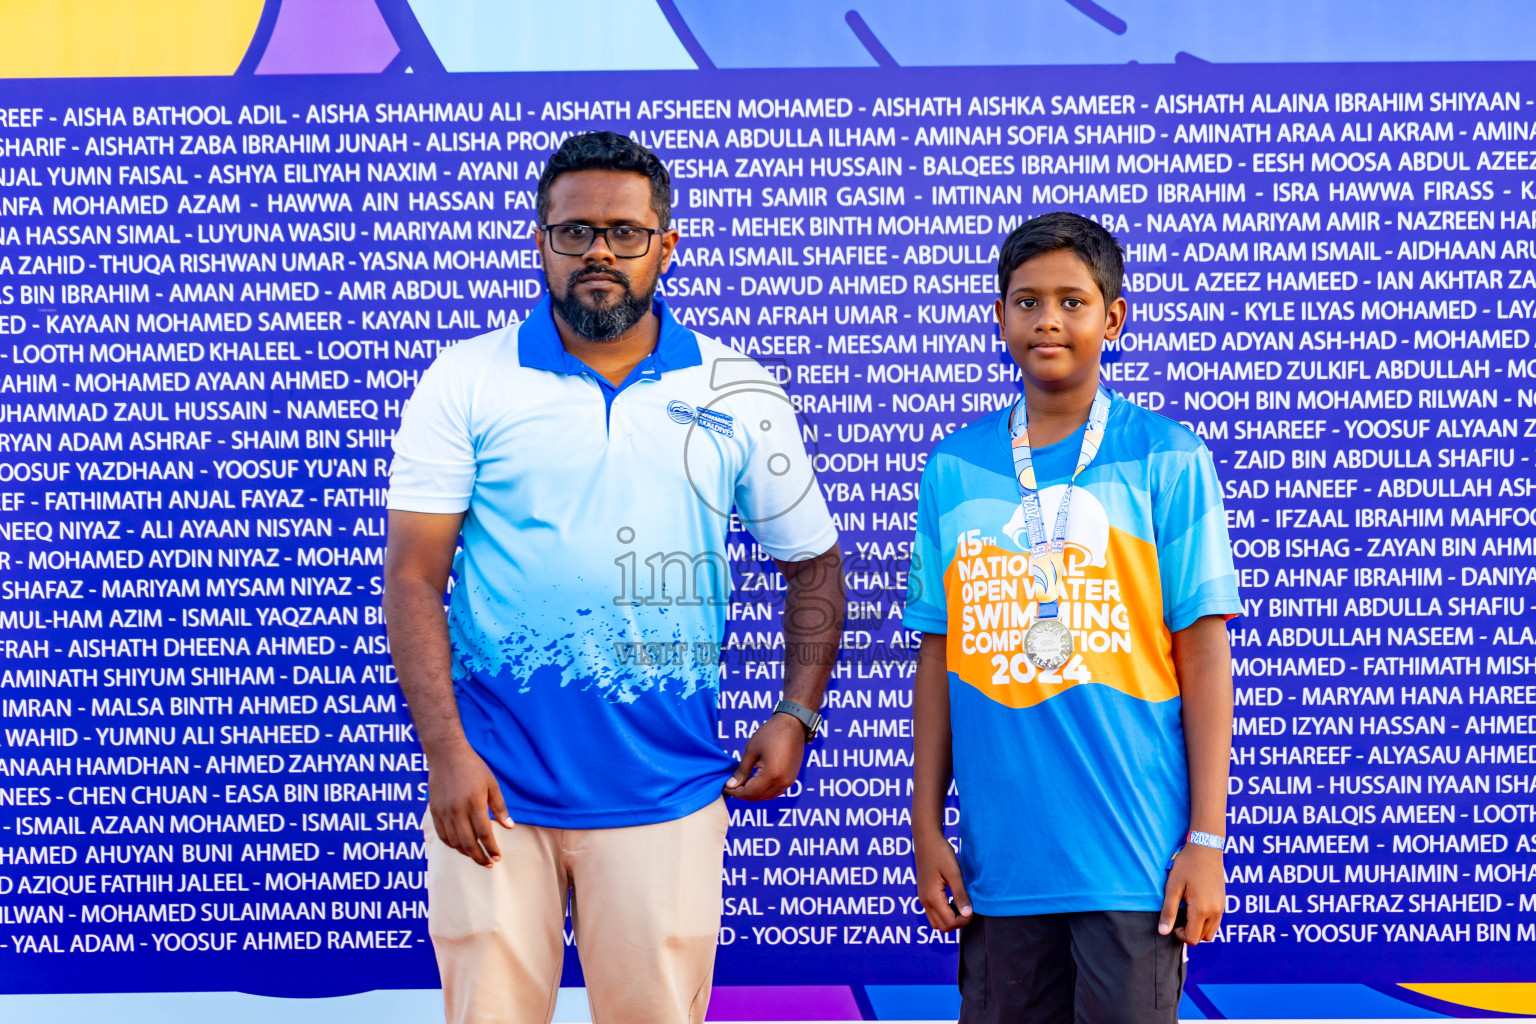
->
[1007, 385, 1113, 619]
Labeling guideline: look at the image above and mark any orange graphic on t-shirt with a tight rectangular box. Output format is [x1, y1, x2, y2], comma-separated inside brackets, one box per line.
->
[945, 528, 1178, 709]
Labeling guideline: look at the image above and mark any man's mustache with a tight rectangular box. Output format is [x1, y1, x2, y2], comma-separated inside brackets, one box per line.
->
[568, 266, 629, 289]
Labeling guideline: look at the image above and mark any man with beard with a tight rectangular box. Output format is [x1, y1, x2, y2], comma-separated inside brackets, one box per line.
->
[384, 132, 844, 1024]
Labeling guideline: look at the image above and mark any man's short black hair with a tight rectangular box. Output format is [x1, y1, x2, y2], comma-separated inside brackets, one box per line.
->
[536, 131, 671, 230]
[996, 211, 1123, 305]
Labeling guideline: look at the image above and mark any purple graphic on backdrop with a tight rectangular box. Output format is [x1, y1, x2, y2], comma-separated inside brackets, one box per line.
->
[256, 0, 400, 75]
[224, 0, 1536, 73]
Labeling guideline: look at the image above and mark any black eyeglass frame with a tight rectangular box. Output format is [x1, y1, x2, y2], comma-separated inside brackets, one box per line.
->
[540, 223, 664, 258]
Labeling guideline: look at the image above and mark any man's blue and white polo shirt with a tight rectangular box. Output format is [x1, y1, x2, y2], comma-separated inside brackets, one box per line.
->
[388, 294, 837, 829]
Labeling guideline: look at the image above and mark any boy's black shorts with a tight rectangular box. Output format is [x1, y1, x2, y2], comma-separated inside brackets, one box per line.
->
[958, 910, 1186, 1024]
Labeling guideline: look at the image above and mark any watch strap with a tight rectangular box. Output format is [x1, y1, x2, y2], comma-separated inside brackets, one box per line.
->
[773, 699, 822, 740]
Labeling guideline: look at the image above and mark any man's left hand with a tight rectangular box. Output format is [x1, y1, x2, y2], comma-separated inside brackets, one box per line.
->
[723, 713, 806, 801]
[1159, 844, 1224, 945]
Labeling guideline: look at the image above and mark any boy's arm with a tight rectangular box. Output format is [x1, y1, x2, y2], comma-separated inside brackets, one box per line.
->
[911, 631, 972, 931]
[1160, 613, 1233, 945]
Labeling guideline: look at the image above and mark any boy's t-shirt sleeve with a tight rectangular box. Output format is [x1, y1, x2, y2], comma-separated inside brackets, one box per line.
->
[902, 458, 948, 634]
[386, 351, 477, 514]
[1155, 444, 1242, 632]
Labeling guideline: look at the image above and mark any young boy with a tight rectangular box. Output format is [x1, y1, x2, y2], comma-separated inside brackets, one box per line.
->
[905, 212, 1240, 1023]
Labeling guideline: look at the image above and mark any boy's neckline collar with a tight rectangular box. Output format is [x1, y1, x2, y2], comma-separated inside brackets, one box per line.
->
[995, 386, 1119, 455]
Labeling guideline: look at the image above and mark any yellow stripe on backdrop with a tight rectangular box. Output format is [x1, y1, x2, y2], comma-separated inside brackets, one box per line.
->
[0, 0, 265, 77]
[1399, 983, 1536, 1015]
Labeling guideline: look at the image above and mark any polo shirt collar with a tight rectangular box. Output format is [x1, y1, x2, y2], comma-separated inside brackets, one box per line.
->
[518, 293, 702, 376]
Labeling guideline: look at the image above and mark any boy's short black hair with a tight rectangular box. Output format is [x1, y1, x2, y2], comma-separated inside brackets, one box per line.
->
[996, 211, 1123, 305]
[536, 131, 671, 230]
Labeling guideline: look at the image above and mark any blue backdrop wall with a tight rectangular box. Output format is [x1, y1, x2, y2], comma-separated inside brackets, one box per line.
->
[1, 3, 1535, 1020]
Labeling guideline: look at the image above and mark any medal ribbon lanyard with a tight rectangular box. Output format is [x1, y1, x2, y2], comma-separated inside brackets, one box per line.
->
[1008, 385, 1113, 621]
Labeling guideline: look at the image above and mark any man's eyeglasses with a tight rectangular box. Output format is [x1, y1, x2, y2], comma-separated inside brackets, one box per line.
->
[542, 223, 661, 258]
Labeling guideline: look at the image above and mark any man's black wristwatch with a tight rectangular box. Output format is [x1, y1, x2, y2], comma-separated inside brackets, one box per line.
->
[773, 699, 822, 741]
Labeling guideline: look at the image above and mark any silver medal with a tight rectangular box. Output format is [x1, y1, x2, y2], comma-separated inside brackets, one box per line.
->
[1025, 617, 1074, 671]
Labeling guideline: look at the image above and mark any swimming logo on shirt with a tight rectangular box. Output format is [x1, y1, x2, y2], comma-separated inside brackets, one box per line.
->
[946, 485, 1179, 710]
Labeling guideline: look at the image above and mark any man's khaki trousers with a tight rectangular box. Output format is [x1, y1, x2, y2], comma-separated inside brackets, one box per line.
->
[426, 798, 729, 1024]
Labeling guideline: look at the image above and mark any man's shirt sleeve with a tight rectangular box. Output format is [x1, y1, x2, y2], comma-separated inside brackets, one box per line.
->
[386, 352, 476, 514]
[732, 386, 838, 561]
[902, 458, 948, 634]
[1156, 444, 1242, 632]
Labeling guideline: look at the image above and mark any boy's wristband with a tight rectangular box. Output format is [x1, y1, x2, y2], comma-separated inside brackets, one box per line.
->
[1186, 829, 1228, 852]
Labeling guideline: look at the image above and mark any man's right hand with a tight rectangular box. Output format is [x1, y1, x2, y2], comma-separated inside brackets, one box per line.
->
[387, 510, 511, 866]
[429, 744, 515, 867]
[914, 828, 973, 931]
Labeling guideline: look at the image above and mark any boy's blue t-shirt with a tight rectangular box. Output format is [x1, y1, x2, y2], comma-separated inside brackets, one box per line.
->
[903, 389, 1241, 915]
